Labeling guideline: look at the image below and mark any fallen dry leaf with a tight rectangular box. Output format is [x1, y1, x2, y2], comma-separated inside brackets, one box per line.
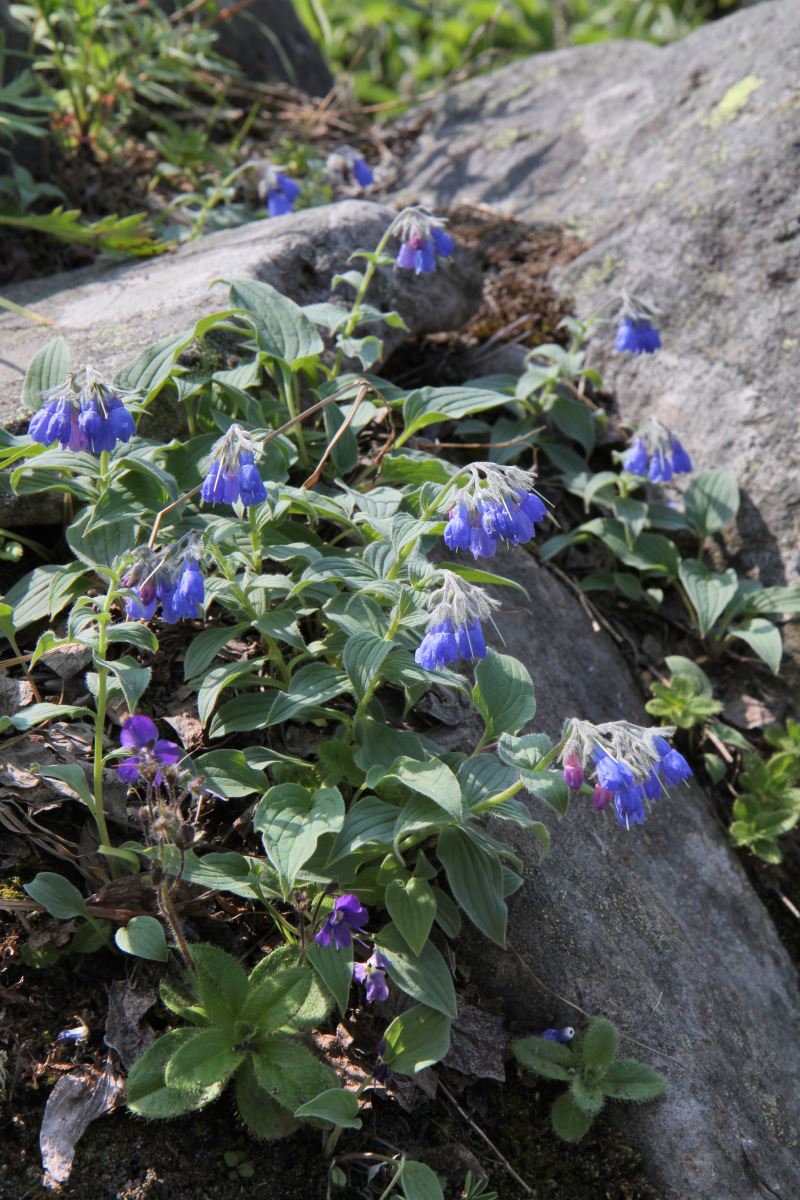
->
[40, 1062, 124, 1187]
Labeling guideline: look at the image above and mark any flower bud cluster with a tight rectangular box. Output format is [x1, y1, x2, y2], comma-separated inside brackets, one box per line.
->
[325, 145, 374, 190]
[29, 366, 136, 455]
[560, 718, 692, 829]
[624, 416, 692, 483]
[200, 425, 267, 507]
[392, 207, 454, 275]
[443, 462, 548, 560]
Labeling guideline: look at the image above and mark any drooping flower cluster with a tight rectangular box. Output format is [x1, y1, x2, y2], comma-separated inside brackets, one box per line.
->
[315, 894, 368, 950]
[623, 416, 692, 483]
[392, 207, 454, 274]
[200, 425, 267, 507]
[560, 719, 692, 829]
[117, 715, 181, 785]
[29, 367, 136, 456]
[415, 570, 500, 672]
[443, 462, 548, 560]
[326, 145, 374, 190]
[614, 294, 661, 355]
[121, 541, 205, 623]
[257, 165, 301, 217]
[353, 949, 390, 1003]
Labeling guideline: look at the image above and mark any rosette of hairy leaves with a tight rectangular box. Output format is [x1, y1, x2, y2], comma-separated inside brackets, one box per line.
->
[126, 944, 341, 1138]
[512, 1017, 666, 1142]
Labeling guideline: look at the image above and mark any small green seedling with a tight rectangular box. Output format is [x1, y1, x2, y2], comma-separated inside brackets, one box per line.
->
[512, 1017, 666, 1142]
[645, 658, 721, 730]
[126, 943, 348, 1139]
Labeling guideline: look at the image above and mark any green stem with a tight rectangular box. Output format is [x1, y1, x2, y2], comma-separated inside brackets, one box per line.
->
[323, 1078, 372, 1157]
[330, 224, 396, 379]
[248, 507, 262, 573]
[283, 369, 310, 470]
[92, 608, 118, 878]
[384, 478, 460, 582]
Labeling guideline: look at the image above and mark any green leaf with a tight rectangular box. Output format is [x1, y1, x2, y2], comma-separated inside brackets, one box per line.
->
[254, 784, 345, 895]
[581, 1018, 618, 1072]
[5, 564, 81, 630]
[664, 655, 714, 697]
[165, 1028, 243, 1091]
[745, 586, 800, 616]
[550, 1092, 594, 1142]
[21, 336, 71, 412]
[385, 877, 436, 956]
[371, 757, 464, 821]
[65, 505, 135, 569]
[240, 967, 312, 1035]
[251, 1040, 337, 1111]
[400, 1161, 445, 1200]
[683, 469, 740, 538]
[189, 944, 248, 1028]
[569, 1078, 604, 1115]
[191, 750, 268, 799]
[307, 940, 354, 1018]
[374, 924, 457, 1018]
[23, 871, 87, 919]
[729, 618, 783, 673]
[342, 630, 392, 695]
[400, 387, 511, 441]
[496, 732, 553, 772]
[551, 394, 595, 454]
[436, 828, 507, 947]
[37, 763, 94, 808]
[0, 702, 92, 734]
[115, 915, 168, 961]
[183, 623, 248, 680]
[127, 1031, 224, 1118]
[115, 331, 190, 401]
[381, 1004, 452, 1076]
[294, 1087, 361, 1129]
[600, 1059, 667, 1101]
[511, 1036, 576, 1082]
[234, 1060, 298, 1140]
[472, 651, 535, 740]
[106, 622, 159, 654]
[679, 560, 739, 637]
[229, 278, 324, 366]
[97, 657, 152, 715]
[248, 947, 333, 1029]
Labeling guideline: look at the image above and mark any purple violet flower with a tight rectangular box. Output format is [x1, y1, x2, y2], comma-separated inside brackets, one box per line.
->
[353, 949, 390, 1003]
[315, 894, 368, 950]
[117, 715, 181, 785]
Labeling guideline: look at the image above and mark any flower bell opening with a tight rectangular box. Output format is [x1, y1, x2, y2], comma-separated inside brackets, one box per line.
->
[315, 894, 369, 950]
[614, 293, 661, 355]
[353, 949, 391, 1003]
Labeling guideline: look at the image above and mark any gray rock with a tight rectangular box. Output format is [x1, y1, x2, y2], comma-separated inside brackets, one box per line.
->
[0, 201, 481, 522]
[396, 0, 800, 587]
[448, 546, 800, 1199]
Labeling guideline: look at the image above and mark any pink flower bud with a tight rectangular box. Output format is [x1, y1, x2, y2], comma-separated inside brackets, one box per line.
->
[592, 784, 614, 811]
[563, 752, 584, 790]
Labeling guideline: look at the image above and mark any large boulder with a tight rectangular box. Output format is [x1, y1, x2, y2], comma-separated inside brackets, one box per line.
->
[0, 200, 480, 429]
[396, 0, 800, 587]
[449, 547, 800, 1198]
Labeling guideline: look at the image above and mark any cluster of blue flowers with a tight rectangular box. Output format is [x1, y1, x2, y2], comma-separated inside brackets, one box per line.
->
[392, 208, 454, 275]
[561, 720, 692, 829]
[266, 171, 300, 218]
[414, 569, 499, 673]
[29, 368, 135, 456]
[614, 317, 661, 355]
[443, 462, 548, 561]
[614, 294, 662, 355]
[200, 425, 267, 507]
[624, 420, 692, 483]
[122, 544, 205, 623]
